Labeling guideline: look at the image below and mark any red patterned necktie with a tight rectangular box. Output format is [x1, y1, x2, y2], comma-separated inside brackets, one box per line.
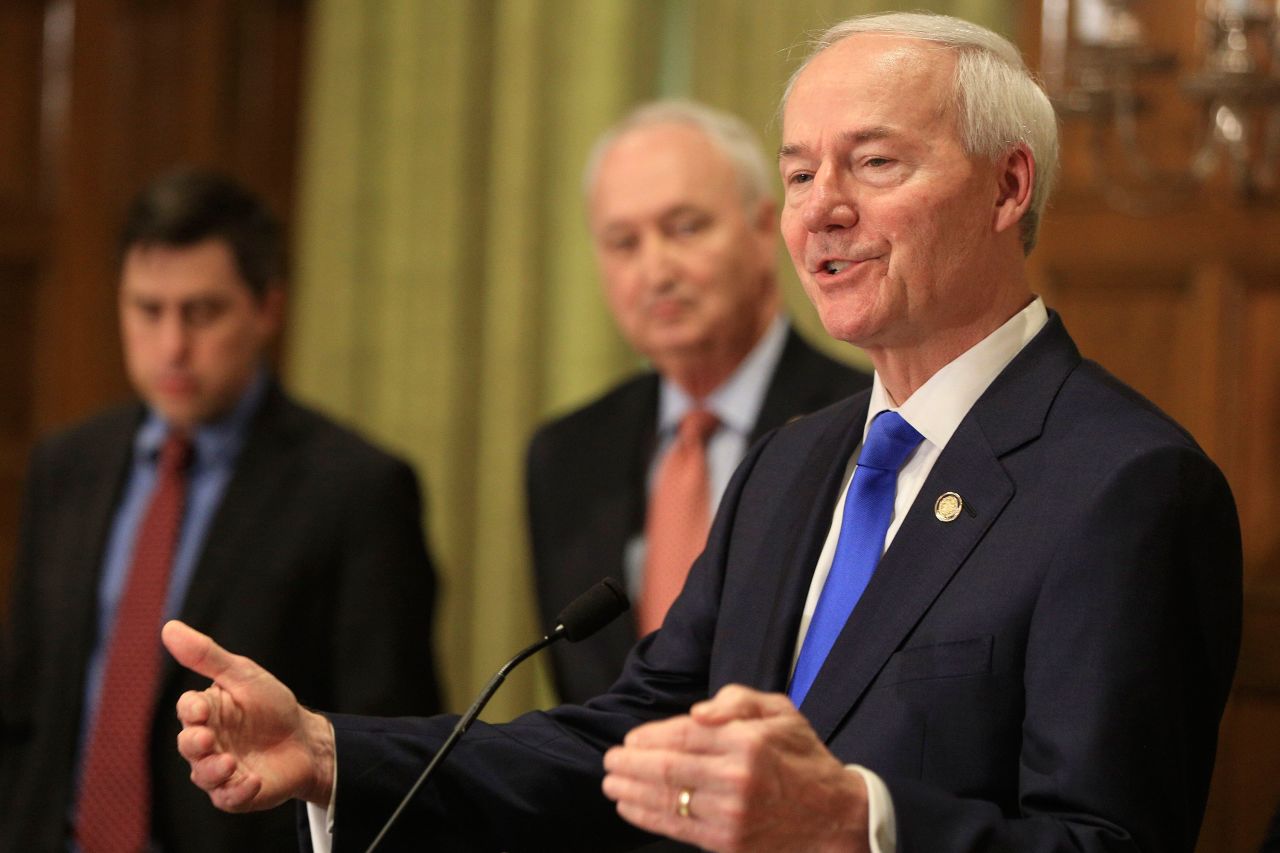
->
[637, 409, 720, 635]
[75, 431, 192, 853]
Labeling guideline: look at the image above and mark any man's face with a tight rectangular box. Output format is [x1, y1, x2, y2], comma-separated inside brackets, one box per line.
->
[779, 35, 1003, 352]
[589, 123, 778, 373]
[119, 238, 281, 431]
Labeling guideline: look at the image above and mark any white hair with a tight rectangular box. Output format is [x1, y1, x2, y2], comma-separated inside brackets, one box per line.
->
[782, 12, 1060, 254]
[582, 99, 773, 213]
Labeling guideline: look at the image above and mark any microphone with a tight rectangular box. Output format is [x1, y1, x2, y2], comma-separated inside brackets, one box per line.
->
[365, 577, 629, 852]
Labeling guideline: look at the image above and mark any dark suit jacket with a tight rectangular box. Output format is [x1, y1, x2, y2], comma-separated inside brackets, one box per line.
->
[527, 327, 870, 704]
[1263, 800, 1280, 852]
[332, 315, 1237, 851]
[0, 383, 443, 853]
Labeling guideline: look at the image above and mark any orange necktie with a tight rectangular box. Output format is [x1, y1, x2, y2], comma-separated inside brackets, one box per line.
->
[637, 409, 720, 635]
[76, 432, 192, 853]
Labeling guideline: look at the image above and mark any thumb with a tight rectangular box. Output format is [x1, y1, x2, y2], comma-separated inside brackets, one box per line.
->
[162, 619, 249, 685]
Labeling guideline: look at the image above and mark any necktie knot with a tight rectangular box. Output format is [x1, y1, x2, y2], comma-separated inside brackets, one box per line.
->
[159, 432, 195, 474]
[856, 411, 923, 472]
[677, 409, 720, 446]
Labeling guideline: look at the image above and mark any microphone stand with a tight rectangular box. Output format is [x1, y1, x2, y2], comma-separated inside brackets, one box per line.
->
[364, 627, 566, 853]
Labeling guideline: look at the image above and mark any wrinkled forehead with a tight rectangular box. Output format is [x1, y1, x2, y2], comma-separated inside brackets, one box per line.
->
[783, 34, 957, 135]
[589, 123, 742, 222]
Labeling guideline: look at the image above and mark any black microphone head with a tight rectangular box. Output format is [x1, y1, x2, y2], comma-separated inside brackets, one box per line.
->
[555, 578, 630, 642]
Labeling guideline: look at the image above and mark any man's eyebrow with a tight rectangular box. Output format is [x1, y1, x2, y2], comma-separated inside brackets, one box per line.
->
[778, 126, 898, 160]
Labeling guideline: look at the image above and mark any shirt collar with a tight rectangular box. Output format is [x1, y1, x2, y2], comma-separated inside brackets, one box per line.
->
[864, 296, 1049, 449]
[134, 369, 270, 469]
[657, 314, 789, 437]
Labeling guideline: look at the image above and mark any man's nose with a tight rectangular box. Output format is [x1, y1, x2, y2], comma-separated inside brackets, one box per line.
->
[637, 235, 679, 288]
[800, 168, 858, 233]
[157, 314, 192, 361]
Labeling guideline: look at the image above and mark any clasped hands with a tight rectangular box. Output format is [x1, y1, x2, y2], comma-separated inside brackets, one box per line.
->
[162, 620, 869, 852]
[602, 685, 869, 852]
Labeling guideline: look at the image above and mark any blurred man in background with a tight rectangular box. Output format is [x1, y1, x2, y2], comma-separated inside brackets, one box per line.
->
[0, 168, 443, 852]
[528, 100, 870, 704]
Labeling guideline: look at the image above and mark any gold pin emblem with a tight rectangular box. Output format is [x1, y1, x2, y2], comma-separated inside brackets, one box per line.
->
[934, 492, 963, 522]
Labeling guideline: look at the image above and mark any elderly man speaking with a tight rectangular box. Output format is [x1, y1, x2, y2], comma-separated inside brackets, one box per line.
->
[162, 12, 1241, 853]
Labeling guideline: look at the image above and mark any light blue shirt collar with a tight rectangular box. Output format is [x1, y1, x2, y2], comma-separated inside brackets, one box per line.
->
[134, 368, 269, 470]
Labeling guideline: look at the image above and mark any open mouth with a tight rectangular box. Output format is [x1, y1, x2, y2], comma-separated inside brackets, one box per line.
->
[823, 260, 853, 275]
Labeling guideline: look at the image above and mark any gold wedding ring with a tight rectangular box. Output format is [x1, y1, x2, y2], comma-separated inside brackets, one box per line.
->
[676, 786, 694, 818]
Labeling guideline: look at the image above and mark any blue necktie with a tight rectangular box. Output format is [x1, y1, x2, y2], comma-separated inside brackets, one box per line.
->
[789, 411, 924, 706]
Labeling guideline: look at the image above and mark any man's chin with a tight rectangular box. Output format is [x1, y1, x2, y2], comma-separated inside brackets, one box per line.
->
[144, 396, 210, 432]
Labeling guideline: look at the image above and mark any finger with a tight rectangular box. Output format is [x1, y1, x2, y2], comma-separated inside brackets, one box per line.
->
[162, 620, 245, 684]
[189, 752, 239, 792]
[604, 744, 687, 789]
[176, 725, 219, 763]
[602, 766, 735, 819]
[208, 767, 265, 814]
[175, 689, 213, 727]
[613, 797, 729, 852]
[187, 752, 266, 814]
[690, 684, 796, 725]
[603, 743, 744, 800]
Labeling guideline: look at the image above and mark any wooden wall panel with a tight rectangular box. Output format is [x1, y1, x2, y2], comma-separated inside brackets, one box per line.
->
[0, 1, 46, 206]
[1234, 285, 1280, 585]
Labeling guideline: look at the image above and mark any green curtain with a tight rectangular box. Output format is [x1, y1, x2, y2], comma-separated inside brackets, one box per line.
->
[288, 0, 1013, 720]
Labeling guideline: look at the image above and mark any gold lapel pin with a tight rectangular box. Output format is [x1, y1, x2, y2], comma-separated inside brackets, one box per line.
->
[934, 491, 963, 522]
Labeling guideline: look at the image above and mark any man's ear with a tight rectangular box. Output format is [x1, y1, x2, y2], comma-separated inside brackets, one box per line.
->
[993, 144, 1034, 236]
[752, 196, 779, 256]
[259, 284, 286, 335]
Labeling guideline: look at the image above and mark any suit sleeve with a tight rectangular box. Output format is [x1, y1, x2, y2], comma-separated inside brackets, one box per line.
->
[888, 444, 1241, 852]
[329, 456, 443, 716]
[321, 433, 782, 852]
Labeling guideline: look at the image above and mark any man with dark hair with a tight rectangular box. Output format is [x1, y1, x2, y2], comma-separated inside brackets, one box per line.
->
[0, 167, 444, 852]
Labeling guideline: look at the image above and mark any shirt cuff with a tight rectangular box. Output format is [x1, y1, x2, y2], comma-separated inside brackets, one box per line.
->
[306, 724, 339, 853]
[847, 764, 897, 853]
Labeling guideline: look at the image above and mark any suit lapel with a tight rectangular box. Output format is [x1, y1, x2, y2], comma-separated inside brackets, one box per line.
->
[744, 395, 871, 693]
[163, 388, 301, 677]
[65, 410, 143, 671]
[598, 376, 658, 656]
[604, 375, 658, 588]
[799, 417, 1014, 739]
[797, 314, 1082, 741]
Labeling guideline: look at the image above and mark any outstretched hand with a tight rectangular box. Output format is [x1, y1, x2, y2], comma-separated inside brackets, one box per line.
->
[161, 620, 336, 812]
[602, 685, 869, 853]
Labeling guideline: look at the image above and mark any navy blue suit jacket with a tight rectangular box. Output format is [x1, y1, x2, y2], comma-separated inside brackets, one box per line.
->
[323, 315, 1241, 852]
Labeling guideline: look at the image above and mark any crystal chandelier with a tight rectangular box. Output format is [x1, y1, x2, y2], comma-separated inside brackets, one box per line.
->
[1041, 0, 1280, 212]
